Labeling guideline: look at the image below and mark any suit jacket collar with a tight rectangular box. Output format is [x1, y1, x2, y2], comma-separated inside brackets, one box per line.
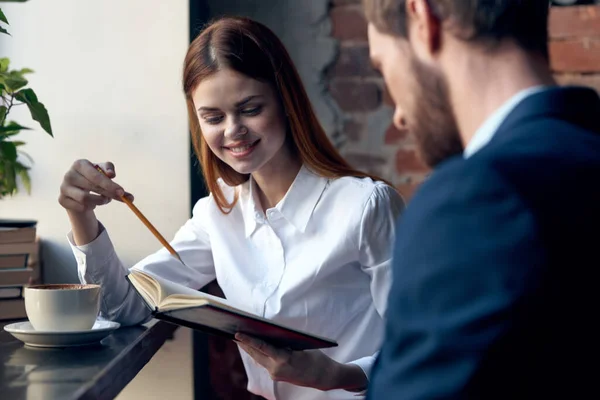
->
[493, 86, 600, 140]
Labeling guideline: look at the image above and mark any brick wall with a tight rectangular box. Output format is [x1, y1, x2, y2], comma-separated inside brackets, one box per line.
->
[328, 0, 426, 201]
[550, 5, 600, 90]
[328, 1, 600, 201]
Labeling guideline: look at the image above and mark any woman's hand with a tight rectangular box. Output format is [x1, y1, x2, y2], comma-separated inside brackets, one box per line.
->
[59, 159, 133, 214]
[58, 159, 133, 246]
[234, 333, 367, 392]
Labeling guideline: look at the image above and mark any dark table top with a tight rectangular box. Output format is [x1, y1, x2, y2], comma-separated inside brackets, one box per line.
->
[0, 319, 178, 400]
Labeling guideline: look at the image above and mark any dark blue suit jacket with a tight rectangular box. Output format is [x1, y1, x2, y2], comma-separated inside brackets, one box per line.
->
[368, 87, 600, 399]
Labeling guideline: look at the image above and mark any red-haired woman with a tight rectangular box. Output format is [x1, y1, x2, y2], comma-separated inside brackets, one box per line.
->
[59, 17, 404, 400]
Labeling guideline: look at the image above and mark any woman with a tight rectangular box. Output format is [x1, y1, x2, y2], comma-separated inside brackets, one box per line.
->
[59, 17, 404, 400]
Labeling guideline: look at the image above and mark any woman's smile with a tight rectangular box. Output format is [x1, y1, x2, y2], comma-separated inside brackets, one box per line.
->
[223, 139, 261, 157]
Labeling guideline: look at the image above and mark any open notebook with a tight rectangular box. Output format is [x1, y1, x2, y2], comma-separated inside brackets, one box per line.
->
[126, 269, 338, 351]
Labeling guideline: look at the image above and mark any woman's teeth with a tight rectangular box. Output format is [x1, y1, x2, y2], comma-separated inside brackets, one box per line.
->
[229, 144, 253, 153]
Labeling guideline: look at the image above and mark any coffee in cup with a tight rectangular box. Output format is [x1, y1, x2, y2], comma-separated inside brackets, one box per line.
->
[24, 284, 101, 332]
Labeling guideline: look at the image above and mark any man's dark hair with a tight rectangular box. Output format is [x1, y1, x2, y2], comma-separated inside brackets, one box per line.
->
[363, 0, 550, 57]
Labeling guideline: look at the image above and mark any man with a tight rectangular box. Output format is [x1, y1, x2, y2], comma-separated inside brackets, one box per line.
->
[364, 0, 600, 398]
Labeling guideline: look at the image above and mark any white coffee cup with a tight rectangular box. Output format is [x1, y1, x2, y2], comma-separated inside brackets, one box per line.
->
[24, 284, 101, 332]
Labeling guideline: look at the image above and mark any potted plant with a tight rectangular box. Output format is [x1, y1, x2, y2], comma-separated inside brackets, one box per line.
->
[0, 3, 51, 316]
[0, 4, 53, 198]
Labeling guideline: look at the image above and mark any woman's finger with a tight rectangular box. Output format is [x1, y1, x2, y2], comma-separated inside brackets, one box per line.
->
[93, 163, 135, 202]
[96, 161, 116, 178]
[236, 333, 281, 359]
[61, 184, 111, 209]
[64, 169, 123, 201]
[237, 342, 270, 366]
[114, 191, 135, 203]
[71, 159, 125, 198]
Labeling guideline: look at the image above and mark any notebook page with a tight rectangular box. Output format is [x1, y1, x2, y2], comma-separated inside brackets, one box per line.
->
[131, 270, 237, 309]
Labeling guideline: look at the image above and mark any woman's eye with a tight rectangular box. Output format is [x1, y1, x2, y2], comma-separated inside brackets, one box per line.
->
[242, 106, 262, 116]
[203, 115, 224, 125]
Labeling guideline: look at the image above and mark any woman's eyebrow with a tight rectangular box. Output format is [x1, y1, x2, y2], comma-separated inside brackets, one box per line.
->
[197, 95, 263, 112]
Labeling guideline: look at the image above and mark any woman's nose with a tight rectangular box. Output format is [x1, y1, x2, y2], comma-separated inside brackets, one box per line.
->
[224, 118, 248, 139]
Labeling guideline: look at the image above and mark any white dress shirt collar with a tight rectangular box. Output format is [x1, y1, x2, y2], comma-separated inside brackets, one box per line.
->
[241, 164, 329, 237]
[463, 85, 550, 158]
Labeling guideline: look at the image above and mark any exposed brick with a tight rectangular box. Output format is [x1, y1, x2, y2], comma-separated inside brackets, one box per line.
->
[555, 73, 600, 93]
[395, 148, 429, 174]
[342, 118, 365, 141]
[328, 45, 378, 78]
[384, 124, 411, 144]
[396, 182, 421, 202]
[550, 38, 600, 73]
[549, 5, 600, 39]
[343, 152, 387, 176]
[330, 6, 368, 42]
[344, 152, 386, 166]
[329, 80, 381, 111]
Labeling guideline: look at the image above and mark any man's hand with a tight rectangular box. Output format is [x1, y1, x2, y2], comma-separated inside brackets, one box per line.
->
[234, 333, 367, 392]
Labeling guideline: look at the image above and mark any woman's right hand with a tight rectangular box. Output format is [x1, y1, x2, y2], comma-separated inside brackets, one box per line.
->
[59, 159, 134, 214]
[59, 159, 134, 246]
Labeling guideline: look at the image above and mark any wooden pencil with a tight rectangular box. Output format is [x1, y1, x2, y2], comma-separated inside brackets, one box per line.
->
[93, 164, 184, 264]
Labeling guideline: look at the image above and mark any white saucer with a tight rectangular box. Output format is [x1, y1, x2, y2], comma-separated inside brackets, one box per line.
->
[3, 320, 121, 348]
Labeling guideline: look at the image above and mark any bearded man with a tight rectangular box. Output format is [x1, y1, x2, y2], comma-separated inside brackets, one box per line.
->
[364, 1, 600, 398]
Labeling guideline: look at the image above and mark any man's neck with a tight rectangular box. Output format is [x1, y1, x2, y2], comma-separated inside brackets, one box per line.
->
[443, 42, 556, 147]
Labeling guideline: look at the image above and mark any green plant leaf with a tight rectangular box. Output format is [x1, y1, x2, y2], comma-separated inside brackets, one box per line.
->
[14, 88, 53, 136]
[0, 140, 18, 161]
[0, 106, 6, 122]
[2, 160, 16, 195]
[0, 164, 6, 196]
[14, 87, 38, 102]
[15, 161, 31, 194]
[11, 140, 25, 146]
[0, 58, 9, 73]
[0, 124, 30, 139]
[1, 131, 23, 138]
[0, 121, 30, 134]
[19, 68, 34, 75]
[0, 25, 9, 36]
[0, 72, 27, 91]
[0, 9, 9, 25]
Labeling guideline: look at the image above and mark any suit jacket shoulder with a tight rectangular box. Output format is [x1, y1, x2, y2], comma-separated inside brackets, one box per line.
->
[369, 87, 600, 400]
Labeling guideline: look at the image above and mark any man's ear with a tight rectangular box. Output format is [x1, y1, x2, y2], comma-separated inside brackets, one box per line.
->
[406, 0, 442, 63]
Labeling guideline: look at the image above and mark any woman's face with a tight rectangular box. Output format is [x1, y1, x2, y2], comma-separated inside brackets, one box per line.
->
[192, 68, 289, 176]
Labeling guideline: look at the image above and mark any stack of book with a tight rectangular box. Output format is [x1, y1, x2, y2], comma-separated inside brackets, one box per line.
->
[0, 219, 41, 320]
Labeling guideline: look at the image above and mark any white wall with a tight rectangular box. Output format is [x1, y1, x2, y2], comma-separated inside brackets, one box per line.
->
[0, 0, 190, 283]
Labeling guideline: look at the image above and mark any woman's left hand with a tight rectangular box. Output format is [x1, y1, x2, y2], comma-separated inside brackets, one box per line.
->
[234, 333, 367, 392]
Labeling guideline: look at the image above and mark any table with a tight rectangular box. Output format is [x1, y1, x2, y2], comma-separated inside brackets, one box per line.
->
[0, 319, 178, 400]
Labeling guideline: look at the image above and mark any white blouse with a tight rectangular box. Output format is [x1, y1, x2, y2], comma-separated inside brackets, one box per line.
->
[69, 165, 404, 400]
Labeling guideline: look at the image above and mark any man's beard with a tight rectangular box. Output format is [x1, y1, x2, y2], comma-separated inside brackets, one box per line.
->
[407, 57, 463, 168]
